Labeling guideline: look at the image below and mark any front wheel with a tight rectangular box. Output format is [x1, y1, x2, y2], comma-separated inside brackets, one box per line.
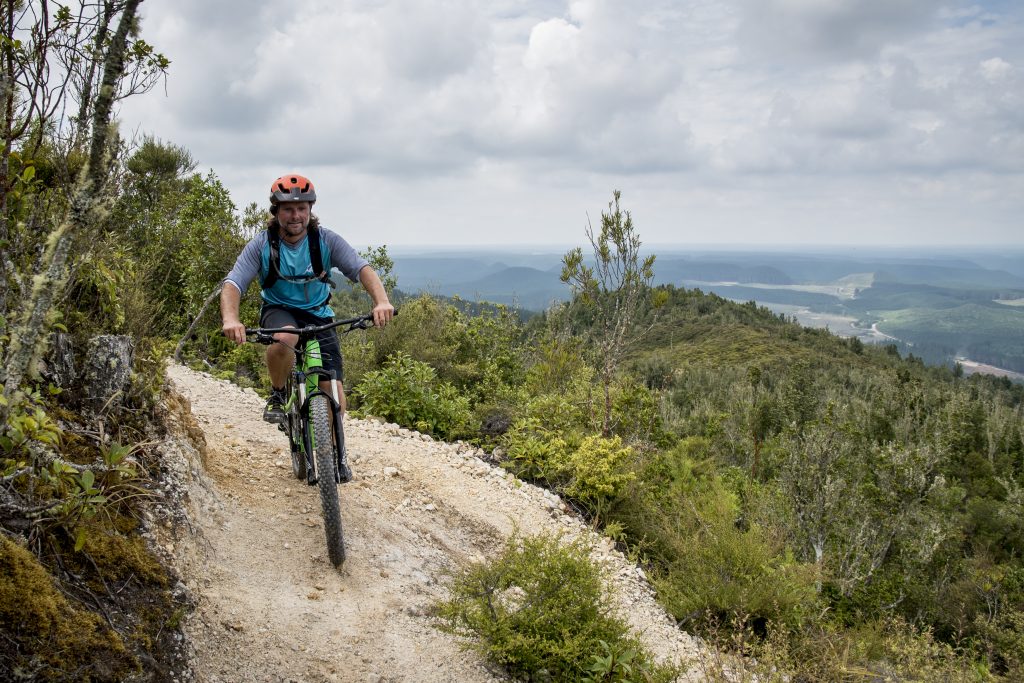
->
[310, 395, 344, 566]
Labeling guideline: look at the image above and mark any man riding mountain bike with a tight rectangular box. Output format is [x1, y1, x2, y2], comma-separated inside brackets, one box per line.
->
[220, 173, 394, 423]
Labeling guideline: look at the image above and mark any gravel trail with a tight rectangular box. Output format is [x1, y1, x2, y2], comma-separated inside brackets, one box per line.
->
[165, 364, 706, 682]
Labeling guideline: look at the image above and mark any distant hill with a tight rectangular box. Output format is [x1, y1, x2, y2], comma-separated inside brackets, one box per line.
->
[653, 258, 793, 285]
[872, 265, 1024, 289]
[443, 266, 565, 310]
[378, 247, 1024, 374]
[389, 257, 507, 290]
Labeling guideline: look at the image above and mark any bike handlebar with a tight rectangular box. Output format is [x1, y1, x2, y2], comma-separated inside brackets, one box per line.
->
[245, 310, 397, 345]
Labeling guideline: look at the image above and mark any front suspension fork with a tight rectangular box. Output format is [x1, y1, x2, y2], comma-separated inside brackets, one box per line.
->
[297, 368, 344, 484]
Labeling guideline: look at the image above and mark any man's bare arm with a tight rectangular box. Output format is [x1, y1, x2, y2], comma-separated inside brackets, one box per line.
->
[359, 266, 395, 328]
[220, 283, 247, 344]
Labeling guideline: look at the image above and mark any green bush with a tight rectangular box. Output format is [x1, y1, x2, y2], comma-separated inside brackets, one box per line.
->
[523, 391, 591, 434]
[435, 532, 672, 682]
[502, 417, 574, 482]
[503, 418, 637, 516]
[354, 351, 472, 439]
[564, 435, 636, 513]
[611, 444, 818, 630]
[610, 380, 671, 448]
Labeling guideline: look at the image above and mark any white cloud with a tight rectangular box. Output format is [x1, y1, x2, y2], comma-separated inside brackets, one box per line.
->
[980, 56, 1012, 81]
[524, 18, 580, 69]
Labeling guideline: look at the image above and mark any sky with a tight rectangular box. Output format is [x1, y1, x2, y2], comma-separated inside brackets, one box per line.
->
[116, 0, 1024, 248]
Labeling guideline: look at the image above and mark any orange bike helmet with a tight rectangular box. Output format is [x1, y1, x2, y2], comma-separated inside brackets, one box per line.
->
[269, 173, 316, 209]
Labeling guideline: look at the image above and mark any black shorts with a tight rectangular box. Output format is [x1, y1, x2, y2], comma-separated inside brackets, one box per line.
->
[259, 305, 344, 382]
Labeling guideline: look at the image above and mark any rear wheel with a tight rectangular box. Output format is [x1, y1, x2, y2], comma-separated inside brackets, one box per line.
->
[310, 395, 344, 566]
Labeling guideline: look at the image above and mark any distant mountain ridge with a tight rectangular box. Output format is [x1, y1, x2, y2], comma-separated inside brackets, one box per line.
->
[387, 249, 1024, 312]
[378, 247, 1024, 374]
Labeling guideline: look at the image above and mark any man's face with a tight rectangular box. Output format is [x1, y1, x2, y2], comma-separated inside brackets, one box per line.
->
[276, 202, 311, 240]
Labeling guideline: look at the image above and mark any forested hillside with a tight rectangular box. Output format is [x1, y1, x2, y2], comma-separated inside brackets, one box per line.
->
[296, 205, 1022, 679]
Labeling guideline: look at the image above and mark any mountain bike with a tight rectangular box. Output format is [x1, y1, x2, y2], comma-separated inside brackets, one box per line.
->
[247, 312, 378, 567]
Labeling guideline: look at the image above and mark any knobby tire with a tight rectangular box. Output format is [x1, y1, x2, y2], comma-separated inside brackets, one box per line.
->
[310, 395, 345, 566]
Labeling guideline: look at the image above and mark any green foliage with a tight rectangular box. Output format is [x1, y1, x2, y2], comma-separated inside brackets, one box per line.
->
[696, 616, 988, 682]
[610, 380, 670, 447]
[564, 435, 636, 512]
[526, 338, 593, 394]
[343, 293, 528, 412]
[0, 397, 62, 455]
[435, 532, 671, 682]
[358, 244, 397, 293]
[502, 416, 575, 483]
[611, 443, 818, 629]
[583, 638, 672, 683]
[354, 351, 472, 439]
[124, 136, 196, 203]
[104, 158, 248, 342]
[343, 295, 464, 388]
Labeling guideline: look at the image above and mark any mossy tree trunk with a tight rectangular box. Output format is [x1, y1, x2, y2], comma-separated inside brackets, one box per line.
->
[0, 0, 144, 421]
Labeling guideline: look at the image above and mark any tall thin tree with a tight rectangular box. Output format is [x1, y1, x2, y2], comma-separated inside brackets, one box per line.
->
[561, 190, 659, 436]
[1, 0, 144, 419]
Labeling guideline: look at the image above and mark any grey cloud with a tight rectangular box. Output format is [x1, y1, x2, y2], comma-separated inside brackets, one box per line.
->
[377, 1, 488, 82]
[135, 0, 284, 133]
[738, 0, 939, 62]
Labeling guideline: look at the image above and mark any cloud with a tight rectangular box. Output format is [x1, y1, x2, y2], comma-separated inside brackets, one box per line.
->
[116, 0, 1024, 246]
[737, 0, 939, 62]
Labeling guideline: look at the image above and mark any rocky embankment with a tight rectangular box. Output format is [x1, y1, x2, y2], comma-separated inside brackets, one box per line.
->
[161, 364, 707, 682]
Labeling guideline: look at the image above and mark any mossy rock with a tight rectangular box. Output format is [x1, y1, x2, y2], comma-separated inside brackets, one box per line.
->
[0, 535, 136, 681]
[81, 528, 168, 587]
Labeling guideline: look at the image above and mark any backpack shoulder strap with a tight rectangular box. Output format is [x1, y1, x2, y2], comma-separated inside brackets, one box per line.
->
[306, 223, 331, 283]
[260, 225, 281, 290]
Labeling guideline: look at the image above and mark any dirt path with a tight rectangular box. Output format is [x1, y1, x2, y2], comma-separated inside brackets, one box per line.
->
[165, 364, 705, 682]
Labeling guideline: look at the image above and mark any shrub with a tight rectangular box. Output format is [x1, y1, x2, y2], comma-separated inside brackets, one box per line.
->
[435, 532, 672, 682]
[610, 445, 818, 630]
[523, 391, 591, 434]
[610, 380, 670, 447]
[502, 417, 573, 482]
[564, 435, 636, 514]
[354, 351, 472, 439]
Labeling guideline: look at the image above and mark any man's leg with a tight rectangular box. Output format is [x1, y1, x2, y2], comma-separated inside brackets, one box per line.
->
[317, 379, 346, 415]
[260, 306, 300, 423]
[267, 328, 298, 386]
[263, 328, 297, 423]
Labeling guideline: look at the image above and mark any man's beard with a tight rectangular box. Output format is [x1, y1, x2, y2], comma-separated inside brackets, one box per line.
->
[280, 218, 308, 238]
